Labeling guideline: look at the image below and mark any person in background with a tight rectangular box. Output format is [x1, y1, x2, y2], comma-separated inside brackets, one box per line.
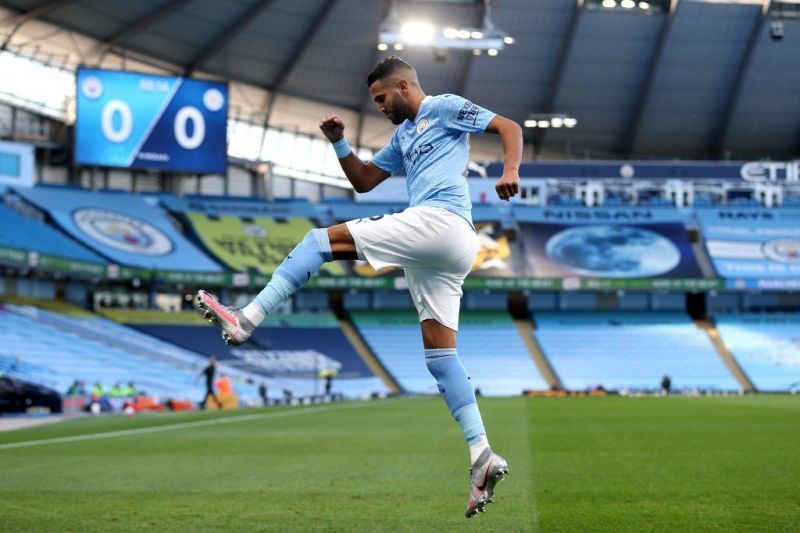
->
[258, 382, 268, 406]
[109, 382, 125, 398]
[215, 373, 232, 396]
[197, 356, 222, 409]
[661, 375, 672, 396]
[90, 381, 111, 412]
[123, 381, 137, 397]
[66, 380, 83, 396]
[323, 370, 336, 396]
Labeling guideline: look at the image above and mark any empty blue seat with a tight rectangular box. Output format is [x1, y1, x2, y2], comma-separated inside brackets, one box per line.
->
[715, 314, 800, 392]
[535, 312, 739, 392]
[351, 311, 547, 395]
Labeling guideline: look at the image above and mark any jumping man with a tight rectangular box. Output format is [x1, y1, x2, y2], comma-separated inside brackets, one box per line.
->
[194, 56, 522, 518]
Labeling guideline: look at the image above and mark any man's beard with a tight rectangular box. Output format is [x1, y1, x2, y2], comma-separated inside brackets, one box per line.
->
[387, 101, 410, 125]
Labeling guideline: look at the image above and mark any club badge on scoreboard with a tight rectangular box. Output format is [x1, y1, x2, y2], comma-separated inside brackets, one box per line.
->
[80, 76, 103, 99]
[73, 208, 173, 256]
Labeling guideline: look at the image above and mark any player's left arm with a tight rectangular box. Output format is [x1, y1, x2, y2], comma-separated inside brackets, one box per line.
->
[485, 116, 522, 201]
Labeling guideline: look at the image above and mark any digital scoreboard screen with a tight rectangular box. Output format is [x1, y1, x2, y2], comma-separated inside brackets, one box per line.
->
[75, 67, 227, 174]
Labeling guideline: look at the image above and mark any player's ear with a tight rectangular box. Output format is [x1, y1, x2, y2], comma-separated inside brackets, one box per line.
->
[397, 78, 409, 95]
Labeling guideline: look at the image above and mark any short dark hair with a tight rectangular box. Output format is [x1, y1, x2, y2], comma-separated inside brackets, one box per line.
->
[367, 56, 413, 87]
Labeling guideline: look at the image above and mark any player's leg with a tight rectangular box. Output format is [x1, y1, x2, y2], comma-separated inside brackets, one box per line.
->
[212, 391, 223, 408]
[415, 294, 509, 518]
[241, 223, 356, 321]
[402, 210, 508, 517]
[420, 317, 489, 457]
[194, 224, 356, 345]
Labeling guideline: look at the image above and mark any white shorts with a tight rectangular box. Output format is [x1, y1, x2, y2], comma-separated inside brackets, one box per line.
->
[346, 206, 479, 331]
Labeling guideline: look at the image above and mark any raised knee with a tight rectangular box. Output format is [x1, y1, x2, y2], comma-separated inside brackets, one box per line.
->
[326, 224, 357, 258]
[309, 228, 333, 262]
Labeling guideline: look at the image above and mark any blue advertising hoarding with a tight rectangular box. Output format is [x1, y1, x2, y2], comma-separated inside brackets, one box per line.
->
[75, 67, 227, 174]
[697, 209, 800, 288]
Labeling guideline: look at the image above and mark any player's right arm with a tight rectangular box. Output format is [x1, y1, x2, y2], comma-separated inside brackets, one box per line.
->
[319, 114, 391, 193]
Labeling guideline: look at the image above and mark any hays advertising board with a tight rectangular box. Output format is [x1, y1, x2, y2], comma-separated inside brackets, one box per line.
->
[697, 209, 800, 289]
[516, 208, 703, 279]
[75, 68, 227, 174]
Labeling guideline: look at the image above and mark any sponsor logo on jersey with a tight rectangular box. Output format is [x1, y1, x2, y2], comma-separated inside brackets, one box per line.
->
[73, 208, 173, 256]
[405, 143, 434, 166]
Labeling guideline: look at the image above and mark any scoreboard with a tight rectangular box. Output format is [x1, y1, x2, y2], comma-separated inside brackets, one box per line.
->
[75, 67, 228, 174]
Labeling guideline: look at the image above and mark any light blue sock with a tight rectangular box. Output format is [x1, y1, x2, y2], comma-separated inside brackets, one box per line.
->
[425, 348, 486, 445]
[253, 228, 332, 315]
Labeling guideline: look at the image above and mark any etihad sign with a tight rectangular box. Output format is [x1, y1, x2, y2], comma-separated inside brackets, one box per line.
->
[740, 161, 800, 183]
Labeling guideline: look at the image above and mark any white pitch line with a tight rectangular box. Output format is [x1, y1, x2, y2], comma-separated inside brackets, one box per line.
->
[0, 402, 371, 451]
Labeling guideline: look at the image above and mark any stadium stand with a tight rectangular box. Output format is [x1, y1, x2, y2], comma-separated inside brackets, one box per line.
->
[0, 303, 258, 401]
[123, 311, 391, 399]
[0, 302, 385, 404]
[715, 314, 800, 392]
[12, 186, 222, 271]
[0, 202, 103, 262]
[330, 202, 408, 222]
[160, 194, 319, 220]
[350, 311, 548, 395]
[534, 312, 741, 392]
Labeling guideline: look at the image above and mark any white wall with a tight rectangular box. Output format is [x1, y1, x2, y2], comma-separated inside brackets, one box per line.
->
[40, 162, 68, 184]
[227, 166, 253, 197]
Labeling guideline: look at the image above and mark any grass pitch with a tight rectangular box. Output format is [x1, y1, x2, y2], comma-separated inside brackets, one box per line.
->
[0, 396, 798, 532]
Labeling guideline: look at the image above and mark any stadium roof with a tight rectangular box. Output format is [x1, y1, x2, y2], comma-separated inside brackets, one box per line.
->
[0, 0, 799, 160]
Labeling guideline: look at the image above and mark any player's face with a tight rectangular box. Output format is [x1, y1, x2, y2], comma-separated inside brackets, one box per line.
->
[370, 79, 409, 125]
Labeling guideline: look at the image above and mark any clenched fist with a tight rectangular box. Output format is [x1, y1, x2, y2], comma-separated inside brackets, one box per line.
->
[319, 114, 345, 143]
[495, 172, 520, 201]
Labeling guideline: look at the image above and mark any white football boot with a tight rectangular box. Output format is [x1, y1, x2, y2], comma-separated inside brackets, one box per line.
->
[193, 290, 255, 346]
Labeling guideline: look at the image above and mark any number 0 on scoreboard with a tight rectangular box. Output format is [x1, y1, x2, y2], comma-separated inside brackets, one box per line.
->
[75, 67, 228, 174]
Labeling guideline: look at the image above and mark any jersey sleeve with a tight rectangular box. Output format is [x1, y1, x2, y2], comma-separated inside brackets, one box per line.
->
[438, 94, 497, 134]
[370, 131, 405, 175]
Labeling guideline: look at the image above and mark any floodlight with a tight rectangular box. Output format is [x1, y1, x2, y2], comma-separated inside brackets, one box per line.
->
[401, 21, 435, 45]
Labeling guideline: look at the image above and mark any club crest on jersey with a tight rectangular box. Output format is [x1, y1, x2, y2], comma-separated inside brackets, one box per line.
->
[73, 208, 173, 256]
[416, 119, 429, 135]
